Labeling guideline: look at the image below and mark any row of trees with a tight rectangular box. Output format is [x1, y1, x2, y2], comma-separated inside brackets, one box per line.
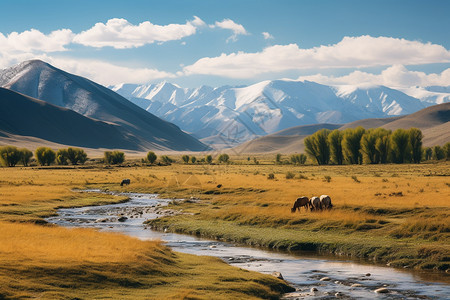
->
[304, 127, 450, 165]
[0, 146, 33, 167]
[0, 145, 235, 167]
[0, 146, 89, 167]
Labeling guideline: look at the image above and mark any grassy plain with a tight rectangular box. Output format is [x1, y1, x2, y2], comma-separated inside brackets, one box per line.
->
[0, 160, 449, 298]
[0, 166, 292, 299]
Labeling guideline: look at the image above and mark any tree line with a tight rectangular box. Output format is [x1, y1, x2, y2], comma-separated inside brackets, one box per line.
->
[0, 146, 89, 167]
[0, 145, 233, 167]
[304, 127, 450, 165]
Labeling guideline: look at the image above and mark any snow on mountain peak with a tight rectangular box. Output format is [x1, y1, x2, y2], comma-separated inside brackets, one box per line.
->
[107, 78, 448, 148]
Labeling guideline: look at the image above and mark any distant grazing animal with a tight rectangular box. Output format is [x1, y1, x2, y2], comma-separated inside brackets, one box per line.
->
[120, 179, 131, 186]
[319, 195, 333, 210]
[309, 196, 321, 211]
[291, 196, 309, 213]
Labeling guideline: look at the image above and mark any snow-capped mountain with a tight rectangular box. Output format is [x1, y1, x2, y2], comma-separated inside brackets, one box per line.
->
[398, 86, 450, 105]
[111, 80, 442, 148]
[0, 60, 208, 151]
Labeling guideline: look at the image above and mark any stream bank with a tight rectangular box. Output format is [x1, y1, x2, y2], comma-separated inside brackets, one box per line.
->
[47, 190, 450, 299]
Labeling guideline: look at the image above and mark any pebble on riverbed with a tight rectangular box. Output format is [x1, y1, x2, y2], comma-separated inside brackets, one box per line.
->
[374, 287, 389, 293]
[319, 276, 331, 281]
[310, 287, 318, 292]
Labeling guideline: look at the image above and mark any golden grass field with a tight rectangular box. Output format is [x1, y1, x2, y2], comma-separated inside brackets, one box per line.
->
[0, 165, 293, 299]
[0, 159, 449, 298]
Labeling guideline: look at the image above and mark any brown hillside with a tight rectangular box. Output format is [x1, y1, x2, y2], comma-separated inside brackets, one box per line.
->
[0, 87, 138, 150]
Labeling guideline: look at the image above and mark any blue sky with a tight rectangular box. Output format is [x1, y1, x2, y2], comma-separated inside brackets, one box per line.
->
[1, 0, 449, 87]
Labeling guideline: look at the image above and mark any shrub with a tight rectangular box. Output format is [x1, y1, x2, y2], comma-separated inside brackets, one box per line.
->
[0, 146, 22, 167]
[285, 171, 295, 179]
[56, 149, 69, 165]
[290, 154, 307, 165]
[218, 154, 230, 163]
[433, 146, 445, 160]
[205, 155, 213, 164]
[19, 148, 33, 166]
[67, 147, 88, 165]
[351, 175, 360, 183]
[104, 151, 125, 164]
[423, 147, 433, 161]
[160, 155, 173, 164]
[275, 153, 282, 164]
[267, 173, 275, 180]
[298, 174, 308, 180]
[182, 155, 190, 163]
[35, 147, 56, 166]
[147, 151, 157, 164]
[190, 156, 197, 164]
[324, 175, 332, 182]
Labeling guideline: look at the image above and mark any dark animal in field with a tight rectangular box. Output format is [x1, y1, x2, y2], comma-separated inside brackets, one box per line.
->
[319, 195, 333, 209]
[309, 196, 322, 211]
[120, 179, 131, 186]
[291, 196, 309, 212]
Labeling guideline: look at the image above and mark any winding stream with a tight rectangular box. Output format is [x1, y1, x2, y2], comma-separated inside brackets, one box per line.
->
[46, 191, 450, 299]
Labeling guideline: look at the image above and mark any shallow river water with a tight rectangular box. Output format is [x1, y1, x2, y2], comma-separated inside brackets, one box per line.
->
[46, 191, 450, 299]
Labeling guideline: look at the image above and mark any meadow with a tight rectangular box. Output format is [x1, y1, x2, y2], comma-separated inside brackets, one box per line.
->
[0, 159, 448, 298]
[0, 166, 292, 299]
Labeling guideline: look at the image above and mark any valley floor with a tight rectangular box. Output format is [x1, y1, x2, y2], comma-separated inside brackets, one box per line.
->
[0, 161, 448, 298]
[0, 166, 292, 299]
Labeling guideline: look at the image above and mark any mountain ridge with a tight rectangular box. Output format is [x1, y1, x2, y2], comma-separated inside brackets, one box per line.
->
[0, 60, 209, 151]
[111, 79, 448, 149]
[0, 87, 139, 149]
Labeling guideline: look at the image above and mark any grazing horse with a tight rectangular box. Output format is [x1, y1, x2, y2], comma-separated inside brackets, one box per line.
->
[309, 196, 322, 211]
[291, 196, 309, 213]
[319, 195, 333, 210]
[120, 179, 131, 186]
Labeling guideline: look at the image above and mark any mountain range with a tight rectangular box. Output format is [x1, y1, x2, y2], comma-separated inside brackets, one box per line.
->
[0, 59, 448, 153]
[111, 80, 449, 148]
[0, 60, 208, 151]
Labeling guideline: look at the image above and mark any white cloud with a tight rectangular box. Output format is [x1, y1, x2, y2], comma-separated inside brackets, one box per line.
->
[210, 19, 248, 42]
[182, 36, 450, 78]
[0, 29, 74, 53]
[73, 16, 206, 49]
[0, 53, 175, 86]
[297, 65, 450, 88]
[46, 57, 175, 85]
[262, 32, 274, 40]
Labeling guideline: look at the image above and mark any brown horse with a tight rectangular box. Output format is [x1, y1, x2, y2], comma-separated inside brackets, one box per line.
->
[291, 196, 310, 212]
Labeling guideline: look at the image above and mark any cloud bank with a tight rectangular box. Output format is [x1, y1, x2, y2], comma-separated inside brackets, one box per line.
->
[182, 36, 450, 78]
[73, 17, 206, 48]
[297, 65, 450, 88]
[0, 29, 74, 53]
